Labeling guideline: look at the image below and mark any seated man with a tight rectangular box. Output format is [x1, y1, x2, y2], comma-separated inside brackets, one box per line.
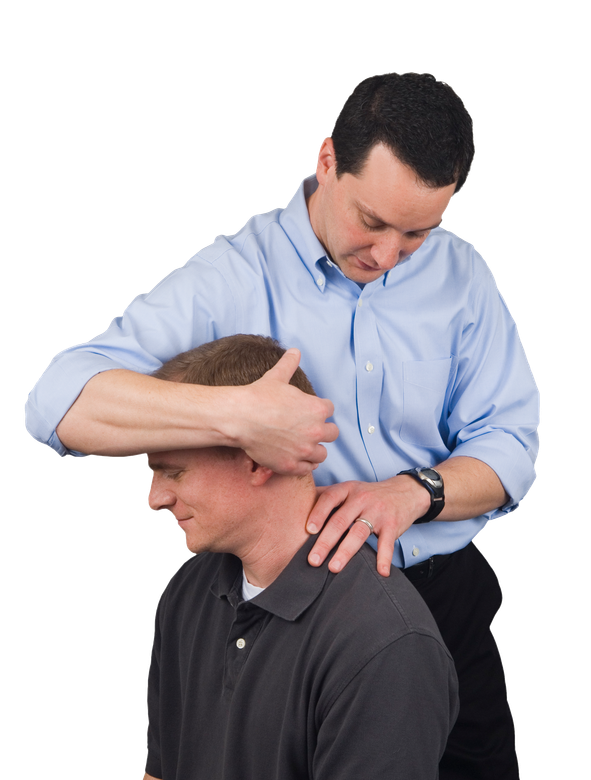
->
[143, 334, 458, 780]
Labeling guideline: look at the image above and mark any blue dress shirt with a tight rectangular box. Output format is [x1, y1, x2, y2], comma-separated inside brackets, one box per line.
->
[26, 176, 539, 567]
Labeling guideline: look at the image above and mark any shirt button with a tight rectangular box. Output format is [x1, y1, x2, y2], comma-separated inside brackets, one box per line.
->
[358, 299, 363, 307]
[236, 638, 246, 649]
[412, 547, 420, 557]
[316, 277, 324, 287]
[365, 361, 374, 372]
[368, 425, 375, 434]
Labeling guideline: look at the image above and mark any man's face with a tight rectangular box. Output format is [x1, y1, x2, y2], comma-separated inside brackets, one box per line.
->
[311, 141, 457, 284]
[148, 448, 253, 554]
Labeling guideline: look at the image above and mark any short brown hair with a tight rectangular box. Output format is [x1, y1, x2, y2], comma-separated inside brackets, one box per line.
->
[153, 334, 316, 396]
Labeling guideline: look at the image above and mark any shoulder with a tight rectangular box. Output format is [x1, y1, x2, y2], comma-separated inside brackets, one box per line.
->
[422, 226, 476, 256]
[190, 208, 286, 268]
[418, 227, 495, 284]
[317, 545, 448, 653]
[306, 547, 456, 717]
[386, 227, 499, 314]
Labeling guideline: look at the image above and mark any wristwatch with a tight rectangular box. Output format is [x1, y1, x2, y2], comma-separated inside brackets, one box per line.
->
[397, 467, 445, 524]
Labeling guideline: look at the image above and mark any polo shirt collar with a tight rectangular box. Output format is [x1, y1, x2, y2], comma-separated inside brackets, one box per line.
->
[212, 534, 332, 622]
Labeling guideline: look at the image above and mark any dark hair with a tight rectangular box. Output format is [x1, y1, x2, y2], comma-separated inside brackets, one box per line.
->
[153, 334, 316, 396]
[332, 73, 474, 193]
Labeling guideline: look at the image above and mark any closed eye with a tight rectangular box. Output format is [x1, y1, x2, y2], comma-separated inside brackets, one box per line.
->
[360, 214, 432, 239]
[163, 471, 184, 481]
[149, 463, 185, 481]
[360, 216, 386, 232]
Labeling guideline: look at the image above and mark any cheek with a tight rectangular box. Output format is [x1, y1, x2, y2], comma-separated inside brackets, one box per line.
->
[339, 220, 368, 252]
[329, 202, 364, 251]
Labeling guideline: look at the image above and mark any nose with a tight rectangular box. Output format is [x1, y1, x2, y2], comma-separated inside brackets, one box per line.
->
[370, 234, 404, 270]
[149, 474, 176, 511]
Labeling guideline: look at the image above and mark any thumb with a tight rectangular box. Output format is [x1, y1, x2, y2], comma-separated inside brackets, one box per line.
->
[263, 348, 301, 384]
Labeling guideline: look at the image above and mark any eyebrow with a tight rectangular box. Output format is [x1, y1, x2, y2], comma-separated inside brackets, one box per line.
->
[148, 460, 185, 472]
[356, 201, 442, 233]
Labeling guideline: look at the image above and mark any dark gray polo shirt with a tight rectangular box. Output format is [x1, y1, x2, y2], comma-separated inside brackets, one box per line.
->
[146, 535, 458, 780]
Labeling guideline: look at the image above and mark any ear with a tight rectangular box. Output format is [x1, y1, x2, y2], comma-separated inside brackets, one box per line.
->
[235, 450, 275, 486]
[315, 137, 337, 185]
[249, 460, 275, 487]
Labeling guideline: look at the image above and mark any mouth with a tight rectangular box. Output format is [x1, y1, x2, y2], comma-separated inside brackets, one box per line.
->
[352, 255, 378, 272]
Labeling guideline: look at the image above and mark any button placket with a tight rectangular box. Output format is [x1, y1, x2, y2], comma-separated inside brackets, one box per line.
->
[224, 605, 265, 694]
[352, 292, 390, 476]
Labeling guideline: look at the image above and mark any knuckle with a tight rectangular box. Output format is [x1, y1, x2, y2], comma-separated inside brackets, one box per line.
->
[311, 423, 326, 441]
[351, 520, 371, 537]
[312, 540, 332, 557]
[329, 513, 351, 533]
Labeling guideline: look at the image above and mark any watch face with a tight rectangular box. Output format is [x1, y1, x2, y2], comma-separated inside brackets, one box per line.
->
[421, 468, 443, 487]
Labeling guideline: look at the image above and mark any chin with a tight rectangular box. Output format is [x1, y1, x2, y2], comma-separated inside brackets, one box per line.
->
[339, 258, 382, 282]
[185, 536, 206, 555]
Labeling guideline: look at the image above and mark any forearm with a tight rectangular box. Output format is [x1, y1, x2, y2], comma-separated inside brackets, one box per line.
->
[353, 454, 508, 534]
[56, 369, 237, 456]
[434, 455, 509, 521]
[308, 455, 509, 575]
[56, 353, 338, 474]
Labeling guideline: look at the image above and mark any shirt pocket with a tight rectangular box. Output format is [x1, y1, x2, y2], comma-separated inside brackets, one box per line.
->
[400, 358, 452, 446]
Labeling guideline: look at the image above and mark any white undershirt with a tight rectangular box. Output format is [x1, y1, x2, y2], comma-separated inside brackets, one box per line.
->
[242, 569, 266, 601]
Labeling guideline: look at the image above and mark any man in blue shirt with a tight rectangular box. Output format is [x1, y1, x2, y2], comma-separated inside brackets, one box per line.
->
[26, 73, 538, 778]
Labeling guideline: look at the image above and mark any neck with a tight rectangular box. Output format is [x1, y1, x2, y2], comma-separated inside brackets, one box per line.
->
[306, 186, 326, 254]
[237, 478, 316, 588]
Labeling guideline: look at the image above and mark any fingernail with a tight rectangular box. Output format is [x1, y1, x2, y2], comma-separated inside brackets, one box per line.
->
[330, 560, 342, 573]
[307, 523, 317, 533]
[309, 554, 320, 566]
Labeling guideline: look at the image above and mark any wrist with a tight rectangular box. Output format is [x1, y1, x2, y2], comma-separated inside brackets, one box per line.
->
[206, 384, 248, 448]
[387, 472, 429, 518]
[397, 467, 445, 523]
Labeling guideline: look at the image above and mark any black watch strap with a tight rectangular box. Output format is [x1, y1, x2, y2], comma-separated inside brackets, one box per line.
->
[398, 467, 445, 524]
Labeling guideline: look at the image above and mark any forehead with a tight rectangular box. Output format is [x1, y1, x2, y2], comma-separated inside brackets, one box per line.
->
[343, 144, 455, 225]
[148, 448, 218, 471]
[146, 452, 187, 471]
[146, 447, 234, 472]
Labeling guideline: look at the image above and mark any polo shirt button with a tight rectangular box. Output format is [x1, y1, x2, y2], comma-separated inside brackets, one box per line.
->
[365, 361, 374, 372]
[236, 638, 246, 649]
[368, 425, 375, 434]
[412, 547, 420, 557]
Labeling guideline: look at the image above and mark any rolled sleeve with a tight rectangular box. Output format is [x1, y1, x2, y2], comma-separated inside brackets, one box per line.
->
[445, 264, 539, 508]
[451, 428, 537, 512]
[26, 351, 131, 455]
[25, 255, 242, 455]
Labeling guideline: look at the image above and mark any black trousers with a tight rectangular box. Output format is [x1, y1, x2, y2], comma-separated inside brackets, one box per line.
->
[403, 543, 519, 780]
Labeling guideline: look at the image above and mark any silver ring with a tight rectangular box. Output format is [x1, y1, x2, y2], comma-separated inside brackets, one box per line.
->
[354, 517, 374, 534]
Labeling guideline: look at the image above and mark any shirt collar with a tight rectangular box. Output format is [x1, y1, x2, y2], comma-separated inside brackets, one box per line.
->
[279, 175, 328, 280]
[211, 534, 332, 622]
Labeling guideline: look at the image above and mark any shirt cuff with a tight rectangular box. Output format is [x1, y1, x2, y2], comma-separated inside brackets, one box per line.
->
[449, 429, 537, 509]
